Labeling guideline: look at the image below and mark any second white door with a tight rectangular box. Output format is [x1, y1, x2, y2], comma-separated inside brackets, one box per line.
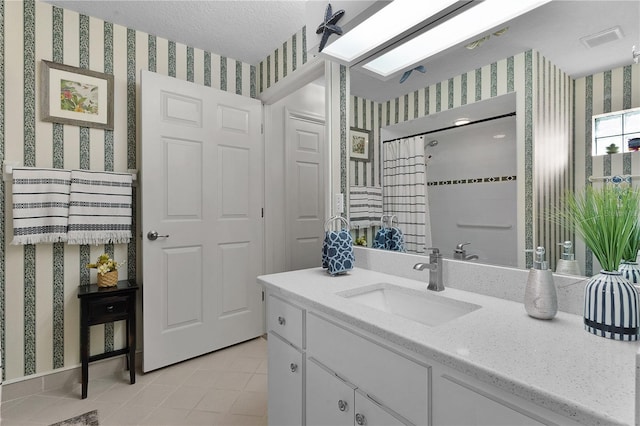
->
[285, 111, 326, 271]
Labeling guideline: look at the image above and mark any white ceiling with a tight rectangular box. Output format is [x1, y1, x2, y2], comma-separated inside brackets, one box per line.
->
[46, 0, 639, 102]
[45, 0, 308, 64]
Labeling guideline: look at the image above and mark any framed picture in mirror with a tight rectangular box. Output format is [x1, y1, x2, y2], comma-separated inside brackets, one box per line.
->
[350, 127, 373, 162]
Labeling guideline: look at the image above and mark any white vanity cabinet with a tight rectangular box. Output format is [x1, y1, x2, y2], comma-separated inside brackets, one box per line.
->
[267, 295, 305, 426]
[431, 368, 582, 426]
[306, 358, 407, 426]
[266, 290, 587, 426]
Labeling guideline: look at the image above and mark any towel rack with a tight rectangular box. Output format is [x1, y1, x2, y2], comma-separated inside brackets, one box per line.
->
[380, 214, 398, 229]
[324, 215, 350, 231]
[3, 160, 138, 183]
[588, 174, 640, 182]
[457, 222, 512, 230]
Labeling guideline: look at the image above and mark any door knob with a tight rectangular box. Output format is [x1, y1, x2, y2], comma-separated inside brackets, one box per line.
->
[147, 231, 169, 241]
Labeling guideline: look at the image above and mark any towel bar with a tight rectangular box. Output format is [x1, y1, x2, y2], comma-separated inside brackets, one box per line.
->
[3, 161, 138, 183]
[457, 222, 512, 230]
[324, 215, 350, 231]
[380, 214, 398, 229]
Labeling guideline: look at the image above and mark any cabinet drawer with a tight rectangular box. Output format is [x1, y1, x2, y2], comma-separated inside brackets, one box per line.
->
[307, 313, 429, 426]
[306, 358, 355, 426]
[87, 295, 129, 323]
[268, 333, 303, 426]
[355, 390, 408, 426]
[268, 295, 304, 348]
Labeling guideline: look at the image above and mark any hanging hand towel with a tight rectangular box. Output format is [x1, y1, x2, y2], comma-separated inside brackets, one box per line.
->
[324, 229, 355, 275]
[322, 231, 330, 269]
[11, 168, 71, 244]
[387, 227, 406, 252]
[373, 228, 388, 249]
[67, 170, 132, 245]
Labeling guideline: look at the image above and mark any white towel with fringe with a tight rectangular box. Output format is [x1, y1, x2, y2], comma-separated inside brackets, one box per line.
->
[11, 168, 71, 244]
[67, 170, 132, 245]
[349, 186, 383, 229]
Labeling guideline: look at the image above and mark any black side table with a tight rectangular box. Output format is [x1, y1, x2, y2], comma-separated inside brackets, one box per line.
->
[77, 280, 139, 399]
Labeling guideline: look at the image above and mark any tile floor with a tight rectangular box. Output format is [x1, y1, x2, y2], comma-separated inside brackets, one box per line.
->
[0, 337, 268, 426]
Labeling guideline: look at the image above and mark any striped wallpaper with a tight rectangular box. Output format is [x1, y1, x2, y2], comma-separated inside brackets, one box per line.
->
[257, 26, 308, 94]
[2, 0, 257, 382]
[574, 63, 640, 276]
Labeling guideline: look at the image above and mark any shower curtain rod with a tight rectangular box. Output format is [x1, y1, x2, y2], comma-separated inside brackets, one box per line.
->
[382, 111, 516, 144]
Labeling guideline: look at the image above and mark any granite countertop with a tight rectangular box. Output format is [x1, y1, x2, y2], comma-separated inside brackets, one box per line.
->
[258, 267, 639, 426]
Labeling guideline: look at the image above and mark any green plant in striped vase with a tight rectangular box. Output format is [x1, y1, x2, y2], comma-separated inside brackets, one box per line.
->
[560, 185, 640, 341]
[619, 221, 640, 285]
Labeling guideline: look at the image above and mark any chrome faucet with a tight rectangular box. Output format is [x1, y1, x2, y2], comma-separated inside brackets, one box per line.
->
[453, 242, 479, 261]
[414, 248, 444, 291]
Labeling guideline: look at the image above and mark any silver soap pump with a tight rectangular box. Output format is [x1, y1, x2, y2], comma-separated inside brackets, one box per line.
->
[524, 247, 558, 320]
[555, 241, 581, 276]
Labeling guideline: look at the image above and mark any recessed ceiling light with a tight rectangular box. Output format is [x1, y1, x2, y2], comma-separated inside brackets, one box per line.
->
[454, 118, 470, 126]
[322, 0, 459, 63]
[364, 0, 551, 77]
[493, 134, 506, 139]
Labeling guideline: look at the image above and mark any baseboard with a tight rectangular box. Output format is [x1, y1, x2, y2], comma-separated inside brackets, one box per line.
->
[1, 351, 143, 403]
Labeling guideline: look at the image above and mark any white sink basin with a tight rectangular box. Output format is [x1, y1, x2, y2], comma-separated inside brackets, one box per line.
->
[339, 283, 481, 327]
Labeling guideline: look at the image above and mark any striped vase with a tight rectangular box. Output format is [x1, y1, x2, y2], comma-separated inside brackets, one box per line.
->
[584, 270, 640, 341]
[619, 261, 640, 285]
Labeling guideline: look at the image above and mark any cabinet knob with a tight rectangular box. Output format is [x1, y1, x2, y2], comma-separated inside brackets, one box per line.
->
[337, 399, 348, 412]
[355, 413, 366, 425]
[106, 305, 114, 312]
[289, 363, 298, 372]
[278, 316, 286, 325]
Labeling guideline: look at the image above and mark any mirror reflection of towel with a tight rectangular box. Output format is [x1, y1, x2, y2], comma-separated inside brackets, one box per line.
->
[373, 227, 405, 252]
[321, 229, 354, 275]
[387, 227, 406, 252]
[373, 228, 388, 249]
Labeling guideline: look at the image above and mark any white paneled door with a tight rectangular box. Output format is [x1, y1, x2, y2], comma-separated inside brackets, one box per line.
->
[141, 70, 264, 372]
[286, 111, 326, 271]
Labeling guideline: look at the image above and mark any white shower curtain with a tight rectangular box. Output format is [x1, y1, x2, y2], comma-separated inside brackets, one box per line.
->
[383, 136, 432, 254]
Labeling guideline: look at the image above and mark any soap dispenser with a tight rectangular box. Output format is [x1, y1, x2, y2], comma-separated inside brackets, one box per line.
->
[524, 247, 558, 320]
[555, 241, 581, 276]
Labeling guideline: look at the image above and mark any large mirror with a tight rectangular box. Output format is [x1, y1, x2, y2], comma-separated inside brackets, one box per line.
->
[345, 0, 639, 276]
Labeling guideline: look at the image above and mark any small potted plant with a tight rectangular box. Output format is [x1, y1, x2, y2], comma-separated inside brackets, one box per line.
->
[87, 254, 124, 288]
[606, 143, 619, 154]
[559, 185, 640, 340]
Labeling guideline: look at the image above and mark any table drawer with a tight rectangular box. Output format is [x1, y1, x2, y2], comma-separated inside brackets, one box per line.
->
[87, 295, 129, 323]
[268, 295, 304, 348]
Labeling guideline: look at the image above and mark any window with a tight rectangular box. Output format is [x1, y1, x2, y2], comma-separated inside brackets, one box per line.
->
[592, 107, 640, 156]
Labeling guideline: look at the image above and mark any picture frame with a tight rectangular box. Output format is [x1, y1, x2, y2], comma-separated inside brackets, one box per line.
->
[349, 127, 373, 162]
[40, 60, 114, 130]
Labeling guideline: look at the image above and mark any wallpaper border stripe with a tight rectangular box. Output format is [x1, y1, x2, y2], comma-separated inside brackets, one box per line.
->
[23, 0, 37, 377]
[51, 4, 64, 370]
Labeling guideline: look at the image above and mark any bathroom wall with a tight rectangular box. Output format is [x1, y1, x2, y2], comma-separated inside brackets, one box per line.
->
[574, 64, 640, 275]
[2, 0, 257, 383]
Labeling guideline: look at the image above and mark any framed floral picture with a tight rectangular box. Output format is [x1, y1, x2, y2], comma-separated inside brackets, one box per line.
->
[350, 127, 373, 162]
[40, 60, 114, 130]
